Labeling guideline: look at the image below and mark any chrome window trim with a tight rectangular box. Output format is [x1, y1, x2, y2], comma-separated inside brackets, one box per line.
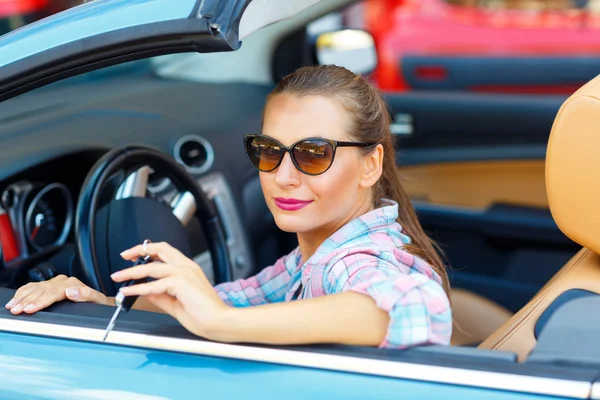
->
[0, 318, 591, 399]
[591, 382, 600, 399]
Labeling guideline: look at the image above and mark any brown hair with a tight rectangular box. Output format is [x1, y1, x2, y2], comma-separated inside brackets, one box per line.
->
[266, 65, 450, 296]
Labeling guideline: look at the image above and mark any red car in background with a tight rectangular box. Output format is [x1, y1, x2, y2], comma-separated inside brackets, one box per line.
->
[0, 0, 46, 16]
[0, 0, 77, 35]
[364, 0, 600, 93]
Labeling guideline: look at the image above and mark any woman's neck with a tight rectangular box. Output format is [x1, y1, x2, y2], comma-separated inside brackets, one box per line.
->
[296, 198, 373, 264]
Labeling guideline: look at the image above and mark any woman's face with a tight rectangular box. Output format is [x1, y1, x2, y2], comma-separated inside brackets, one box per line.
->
[259, 94, 383, 238]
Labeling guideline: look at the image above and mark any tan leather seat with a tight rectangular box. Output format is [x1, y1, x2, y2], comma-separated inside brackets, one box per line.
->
[450, 288, 513, 346]
[478, 75, 600, 361]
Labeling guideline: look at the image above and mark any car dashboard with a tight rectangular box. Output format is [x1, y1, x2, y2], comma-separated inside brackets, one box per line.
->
[0, 64, 278, 288]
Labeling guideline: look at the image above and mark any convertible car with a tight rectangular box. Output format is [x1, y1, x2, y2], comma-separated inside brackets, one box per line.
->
[1, 0, 600, 399]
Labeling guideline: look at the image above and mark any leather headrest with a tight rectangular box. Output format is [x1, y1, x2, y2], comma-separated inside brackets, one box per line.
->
[547, 75, 600, 254]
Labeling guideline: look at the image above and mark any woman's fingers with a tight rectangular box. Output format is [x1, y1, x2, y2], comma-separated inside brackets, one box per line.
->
[119, 276, 184, 297]
[9, 290, 48, 314]
[120, 242, 190, 265]
[6, 275, 68, 310]
[5, 275, 103, 315]
[111, 262, 183, 283]
[18, 290, 70, 314]
[5, 282, 37, 308]
[64, 286, 107, 305]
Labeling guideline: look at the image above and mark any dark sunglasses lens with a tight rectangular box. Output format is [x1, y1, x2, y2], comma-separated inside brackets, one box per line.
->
[292, 140, 334, 175]
[245, 136, 283, 171]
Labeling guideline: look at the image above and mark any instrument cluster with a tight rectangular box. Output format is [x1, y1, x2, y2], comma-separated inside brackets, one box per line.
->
[0, 181, 73, 266]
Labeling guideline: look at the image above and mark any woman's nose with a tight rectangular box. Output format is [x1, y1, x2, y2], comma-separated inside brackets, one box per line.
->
[274, 153, 300, 188]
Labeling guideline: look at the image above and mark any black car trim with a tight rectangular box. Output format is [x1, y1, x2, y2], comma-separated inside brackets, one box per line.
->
[384, 91, 565, 149]
[413, 202, 570, 246]
[534, 289, 597, 340]
[0, 19, 234, 103]
[396, 144, 547, 166]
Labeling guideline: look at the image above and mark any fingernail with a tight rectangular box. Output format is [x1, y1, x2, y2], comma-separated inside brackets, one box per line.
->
[5, 299, 15, 308]
[66, 287, 79, 299]
[11, 304, 23, 313]
[23, 304, 34, 312]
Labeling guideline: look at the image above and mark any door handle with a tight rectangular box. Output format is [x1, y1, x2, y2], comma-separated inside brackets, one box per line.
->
[390, 113, 413, 136]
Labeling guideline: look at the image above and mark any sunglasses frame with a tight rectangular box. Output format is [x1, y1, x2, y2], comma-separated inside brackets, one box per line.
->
[244, 134, 378, 176]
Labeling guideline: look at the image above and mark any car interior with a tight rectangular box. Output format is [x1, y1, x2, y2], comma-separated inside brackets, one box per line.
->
[1, 0, 600, 391]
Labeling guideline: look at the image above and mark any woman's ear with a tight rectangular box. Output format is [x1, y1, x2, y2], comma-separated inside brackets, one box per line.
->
[360, 144, 384, 188]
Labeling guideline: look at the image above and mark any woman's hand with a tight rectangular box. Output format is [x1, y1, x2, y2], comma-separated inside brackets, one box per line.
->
[117, 242, 230, 339]
[5, 275, 109, 314]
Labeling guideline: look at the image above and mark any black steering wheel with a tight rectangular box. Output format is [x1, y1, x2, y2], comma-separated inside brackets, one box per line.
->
[74, 145, 232, 296]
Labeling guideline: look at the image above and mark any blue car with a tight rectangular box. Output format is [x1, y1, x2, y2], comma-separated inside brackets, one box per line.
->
[1, 0, 599, 398]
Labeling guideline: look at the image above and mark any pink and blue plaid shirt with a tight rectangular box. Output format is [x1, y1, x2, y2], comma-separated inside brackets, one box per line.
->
[214, 200, 452, 349]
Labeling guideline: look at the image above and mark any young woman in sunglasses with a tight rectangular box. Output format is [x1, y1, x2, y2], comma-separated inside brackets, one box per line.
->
[6, 65, 452, 349]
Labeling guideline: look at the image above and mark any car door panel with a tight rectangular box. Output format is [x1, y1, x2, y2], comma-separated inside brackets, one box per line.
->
[390, 92, 580, 312]
[385, 91, 566, 148]
[399, 160, 548, 209]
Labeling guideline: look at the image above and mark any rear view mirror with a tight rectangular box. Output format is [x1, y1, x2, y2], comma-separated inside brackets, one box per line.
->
[315, 29, 377, 75]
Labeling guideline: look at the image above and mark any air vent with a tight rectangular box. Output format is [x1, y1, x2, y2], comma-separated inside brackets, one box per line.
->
[173, 135, 214, 174]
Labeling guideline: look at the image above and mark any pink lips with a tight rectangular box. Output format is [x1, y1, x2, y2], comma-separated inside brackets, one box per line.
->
[274, 197, 313, 211]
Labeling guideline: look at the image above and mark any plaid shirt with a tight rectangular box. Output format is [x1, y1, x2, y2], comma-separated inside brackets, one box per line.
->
[214, 200, 452, 349]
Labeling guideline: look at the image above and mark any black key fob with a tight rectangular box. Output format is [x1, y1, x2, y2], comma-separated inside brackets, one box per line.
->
[117, 255, 152, 312]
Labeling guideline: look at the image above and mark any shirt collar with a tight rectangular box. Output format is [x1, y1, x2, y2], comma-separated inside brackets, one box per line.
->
[313, 199, 409, 257]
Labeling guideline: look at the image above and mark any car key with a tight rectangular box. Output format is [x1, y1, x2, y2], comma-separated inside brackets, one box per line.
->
[102, 254, 152, 341]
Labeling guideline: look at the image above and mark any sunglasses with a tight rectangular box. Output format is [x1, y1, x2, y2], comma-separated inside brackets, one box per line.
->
[244, 134, 377, 176]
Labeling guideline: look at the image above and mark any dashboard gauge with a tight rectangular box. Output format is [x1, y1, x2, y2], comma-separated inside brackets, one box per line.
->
[25, 183, 73, 251]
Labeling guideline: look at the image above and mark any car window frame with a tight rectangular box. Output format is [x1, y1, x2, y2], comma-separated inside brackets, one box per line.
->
[0, 291, 595, 400]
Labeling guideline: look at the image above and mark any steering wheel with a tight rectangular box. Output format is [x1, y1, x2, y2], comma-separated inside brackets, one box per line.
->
[74, 145, 232, 296]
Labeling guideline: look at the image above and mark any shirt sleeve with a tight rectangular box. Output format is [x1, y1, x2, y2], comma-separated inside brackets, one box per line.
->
[214, 253, 294, 307]
[324, 252, 452, 349]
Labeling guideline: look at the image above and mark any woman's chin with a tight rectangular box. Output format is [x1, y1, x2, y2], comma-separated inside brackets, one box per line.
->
[272, 214, 315, 233]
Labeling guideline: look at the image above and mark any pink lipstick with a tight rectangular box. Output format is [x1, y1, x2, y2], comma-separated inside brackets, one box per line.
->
[274, 198, 313, 211]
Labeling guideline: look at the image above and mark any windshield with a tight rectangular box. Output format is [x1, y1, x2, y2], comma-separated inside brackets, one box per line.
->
[0, 0, 196, 69]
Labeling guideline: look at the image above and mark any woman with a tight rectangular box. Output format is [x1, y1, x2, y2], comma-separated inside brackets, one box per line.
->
[5, 65, 451, 349]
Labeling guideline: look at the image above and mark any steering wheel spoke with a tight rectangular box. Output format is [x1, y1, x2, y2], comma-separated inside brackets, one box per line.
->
[170, 191, 197, 227]
[115, 166, 150, 200]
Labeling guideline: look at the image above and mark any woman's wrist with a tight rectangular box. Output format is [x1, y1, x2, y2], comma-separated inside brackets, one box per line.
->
[202, 305, 242, 343]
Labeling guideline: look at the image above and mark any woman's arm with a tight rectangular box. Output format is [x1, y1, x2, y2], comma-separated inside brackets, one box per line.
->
[326, 253, 452, 348]
[207, 255, 450, 348]
[115, 242, 450, 348]
[213, 252, 296, 307]
[120, 243, 296, 309]
[212, 291, 389, 346]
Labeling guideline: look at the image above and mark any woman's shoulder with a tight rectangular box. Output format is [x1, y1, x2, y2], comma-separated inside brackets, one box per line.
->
[277, 246, 303, 273]
[332, 220, 414, 260]
[320, 230, 442, 285]
[318, 242, 446, 299]
[324, 241, 417, 273]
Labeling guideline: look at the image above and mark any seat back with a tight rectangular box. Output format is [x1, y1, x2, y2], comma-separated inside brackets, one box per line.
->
[479, 75, 600, 360]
